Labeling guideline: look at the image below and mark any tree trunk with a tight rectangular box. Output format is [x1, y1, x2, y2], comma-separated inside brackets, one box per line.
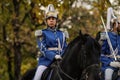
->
[12, 16, 22, 80]
[2, 22, 13, 80]
[12, 0, 21, 80]
[7, 50, 13, 80]
[13, 39, 21, 80]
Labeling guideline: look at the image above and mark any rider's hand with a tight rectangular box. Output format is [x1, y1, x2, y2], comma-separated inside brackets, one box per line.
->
[110, 61, 120, 68]
[55, 55, 62, 60]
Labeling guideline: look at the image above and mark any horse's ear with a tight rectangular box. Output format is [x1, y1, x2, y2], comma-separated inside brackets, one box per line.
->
[79, 30, 83, 37]
[79, 30, 87, 41]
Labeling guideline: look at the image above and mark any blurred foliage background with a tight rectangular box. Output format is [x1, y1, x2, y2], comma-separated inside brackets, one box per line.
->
[0, 0, 120, 80]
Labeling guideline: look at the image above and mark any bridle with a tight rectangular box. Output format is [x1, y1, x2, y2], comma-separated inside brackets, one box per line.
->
[55, 61, 101, 80]
[55, 61, 77, 80]
[80, 64, 101, 80]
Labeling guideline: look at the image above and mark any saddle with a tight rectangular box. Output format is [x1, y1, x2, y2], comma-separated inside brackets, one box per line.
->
[41, 61, 58, 80]
[41, 67, 52, 80]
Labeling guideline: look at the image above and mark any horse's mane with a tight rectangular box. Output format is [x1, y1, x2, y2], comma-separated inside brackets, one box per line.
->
[84, 34, 101, 55]
[63, 31, 101, 59]
[61, 31, 101, 79]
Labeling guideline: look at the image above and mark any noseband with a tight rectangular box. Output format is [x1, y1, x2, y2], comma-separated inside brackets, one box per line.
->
[80, 64, 101, 80]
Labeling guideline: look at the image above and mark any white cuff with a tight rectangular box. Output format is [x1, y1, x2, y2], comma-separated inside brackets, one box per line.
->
[55, 55, 62, 60]
[110, 61, 120, 68]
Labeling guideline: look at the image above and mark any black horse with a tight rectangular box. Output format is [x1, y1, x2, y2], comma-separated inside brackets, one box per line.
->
[22, 31, 101, 80]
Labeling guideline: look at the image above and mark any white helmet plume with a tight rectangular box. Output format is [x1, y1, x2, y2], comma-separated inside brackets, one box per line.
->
[45, 4, 58, 19]
[106, 7, 117, 30]
[45, 4, 55, 14]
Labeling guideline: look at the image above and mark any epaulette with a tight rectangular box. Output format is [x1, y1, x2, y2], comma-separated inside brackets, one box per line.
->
[100, 32, 107, 40]
[35, 30, 42, 37]
[63, 30, 69, 39]
[59, 28, 69, 39]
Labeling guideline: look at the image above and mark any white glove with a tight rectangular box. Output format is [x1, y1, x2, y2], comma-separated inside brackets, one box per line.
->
[110, 61, 120, 68]
[35, 30, 42, 37]
[55, 55, 62, 60]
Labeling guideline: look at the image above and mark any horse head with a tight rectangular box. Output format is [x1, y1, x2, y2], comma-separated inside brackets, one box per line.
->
[60, 31, 101, 79]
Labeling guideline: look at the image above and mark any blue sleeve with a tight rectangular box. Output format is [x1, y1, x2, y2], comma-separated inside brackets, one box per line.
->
[101, 40, 109, 55]
[100, 56, 111, 66]
[37, 37, 57, 61]
[36, 38, 47, 56]
[101, 40, 112, 65]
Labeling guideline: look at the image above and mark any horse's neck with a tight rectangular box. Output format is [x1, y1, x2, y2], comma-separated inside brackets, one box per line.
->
[60, 51, 80, 77]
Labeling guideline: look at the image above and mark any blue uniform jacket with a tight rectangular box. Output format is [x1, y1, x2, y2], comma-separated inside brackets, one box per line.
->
[100, 32, 120, 71]
[36, 28, 67, 66]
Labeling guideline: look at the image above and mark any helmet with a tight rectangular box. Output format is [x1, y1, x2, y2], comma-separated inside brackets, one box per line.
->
[118, 18, 120, 24]
[45, 4, 58, 19]
[106, 7, 118, 30]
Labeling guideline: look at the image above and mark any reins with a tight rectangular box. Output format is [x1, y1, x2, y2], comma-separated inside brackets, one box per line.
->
[55, 61, 77, 80]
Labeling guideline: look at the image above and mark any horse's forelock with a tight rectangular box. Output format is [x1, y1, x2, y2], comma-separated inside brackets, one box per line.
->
[79, 30, 85, 40]
[62, 35, 81, 58]
[77, 34, 100, 66]
[86, 36, 101, 52]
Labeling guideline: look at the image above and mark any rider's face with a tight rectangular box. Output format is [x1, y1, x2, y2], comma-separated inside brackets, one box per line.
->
[46, 17, 57, 28]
